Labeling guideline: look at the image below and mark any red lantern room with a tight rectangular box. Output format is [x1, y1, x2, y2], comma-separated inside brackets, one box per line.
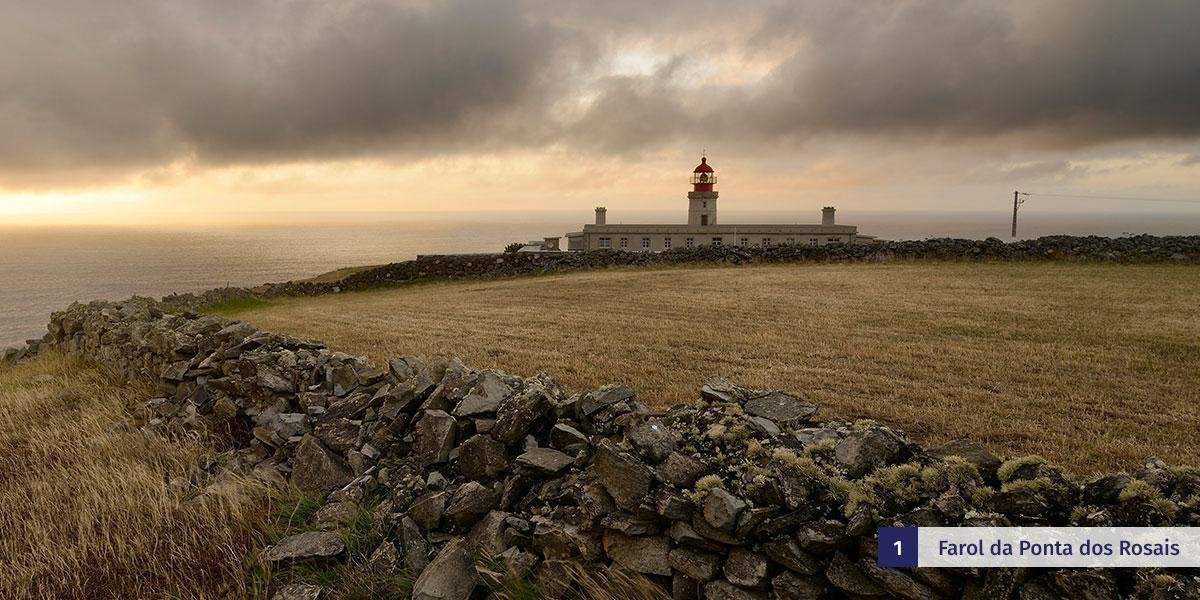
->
[691, 157, 716, 192]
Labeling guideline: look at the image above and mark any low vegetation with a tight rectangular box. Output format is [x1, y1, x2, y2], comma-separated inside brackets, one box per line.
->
[0, 351, 269, 599]
[230, 261, 1200, 474]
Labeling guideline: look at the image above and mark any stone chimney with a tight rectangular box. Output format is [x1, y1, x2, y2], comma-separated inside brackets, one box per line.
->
[822, 206, 835, 226]
[595, 206, 607, 225]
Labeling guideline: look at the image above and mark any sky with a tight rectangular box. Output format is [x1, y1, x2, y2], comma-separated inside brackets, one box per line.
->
[2, 0, 1199, 224]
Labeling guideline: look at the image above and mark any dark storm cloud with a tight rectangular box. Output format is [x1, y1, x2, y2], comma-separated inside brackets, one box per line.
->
[1, 0, 1198, 183]
[729, 0, 1200, 146]
[0, 0, 571, 177]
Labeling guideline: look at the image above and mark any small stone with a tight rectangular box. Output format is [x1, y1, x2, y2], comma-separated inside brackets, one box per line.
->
[825, 552, 885, 597]
[626, 417, 676, 463]
[593, 440, 654, 510]
[272, 583, 323, 600]
[669, 546, 723, 581]
[550, 423, 588, 450]
[458, 434, 509, 481]
[408, 492, 447, 532]
[452, 371, 511, 417]
[834, 427, 907, 478]
[795, 520, 849, 554]
[415, 410, 457, 466]
[928, 438, 1002, 482]
[491, 377, 557, 444]
[724, 549, 769, 589]
[367, 541, 401, 574]
[515, 447, 574, 476]
[579, 384, 635, 416]
[444, 481, 499, 527]
[314, 418, 360, 454]
[743, 391, 817, 424]
[657, 452, 708, 488]
[265, 531, 345, 562]
[602, 531, 671, 576]
[772, 571, 830, 600]
[291, 435, 354, 495]
[314, 502, 356, 529]
[703, 580, 768, 600]
[762, 539, 821, 575]
[858, 557, 937, 600]
[703, 488, 746, 533]
[411, 537, 478, 600]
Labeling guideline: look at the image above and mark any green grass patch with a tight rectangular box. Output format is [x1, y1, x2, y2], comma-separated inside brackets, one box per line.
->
[204, 296, 271, 316]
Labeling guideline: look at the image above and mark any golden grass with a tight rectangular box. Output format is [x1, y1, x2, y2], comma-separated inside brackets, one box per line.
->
[0, 352, 269, 599]
[233, 261, 1200, 475]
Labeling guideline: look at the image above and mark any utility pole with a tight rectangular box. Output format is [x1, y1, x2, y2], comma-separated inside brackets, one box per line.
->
[1012, 191, 1029, 238]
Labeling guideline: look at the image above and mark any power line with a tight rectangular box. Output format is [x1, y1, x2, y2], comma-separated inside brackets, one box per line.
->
[1011, 190, 1200, 237]
[1024, 192, 1200, 205]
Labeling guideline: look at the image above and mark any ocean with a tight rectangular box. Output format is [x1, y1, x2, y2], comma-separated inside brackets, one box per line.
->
[3, 209, 1199, 347]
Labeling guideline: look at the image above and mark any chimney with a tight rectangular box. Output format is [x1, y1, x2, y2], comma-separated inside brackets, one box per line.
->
[822, 206, 835, 226]
[595, 206, 607, 225]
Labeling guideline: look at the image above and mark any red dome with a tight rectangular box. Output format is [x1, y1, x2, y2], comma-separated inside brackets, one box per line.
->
[693, 157, 714, 173]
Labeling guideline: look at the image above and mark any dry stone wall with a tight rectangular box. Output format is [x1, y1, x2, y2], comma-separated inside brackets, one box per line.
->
[6, 296, 1200, 599]
[146, 235, 1200, 310]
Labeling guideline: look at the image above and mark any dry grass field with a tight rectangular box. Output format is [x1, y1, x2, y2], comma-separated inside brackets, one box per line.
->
[233, 262, 1200, 475]
[0, 352, 269, 599]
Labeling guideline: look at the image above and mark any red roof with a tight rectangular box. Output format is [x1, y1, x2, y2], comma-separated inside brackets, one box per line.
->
[693, 157, 714, 173]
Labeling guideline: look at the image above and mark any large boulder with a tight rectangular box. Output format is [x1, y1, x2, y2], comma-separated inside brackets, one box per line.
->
[290, 435, 354, 495]
[411, 537, 478, 600]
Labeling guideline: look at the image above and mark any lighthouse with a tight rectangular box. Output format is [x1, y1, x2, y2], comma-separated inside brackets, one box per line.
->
[688, 156, 718, 226]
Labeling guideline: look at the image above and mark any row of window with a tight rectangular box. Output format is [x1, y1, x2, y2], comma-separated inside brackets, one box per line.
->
[597, 236, 843, 249]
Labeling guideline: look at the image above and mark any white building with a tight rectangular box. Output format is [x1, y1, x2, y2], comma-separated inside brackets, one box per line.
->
[565, 157, 859, 252]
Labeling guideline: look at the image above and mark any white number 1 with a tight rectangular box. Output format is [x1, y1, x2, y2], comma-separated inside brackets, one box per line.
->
[893, 540, 902, 555]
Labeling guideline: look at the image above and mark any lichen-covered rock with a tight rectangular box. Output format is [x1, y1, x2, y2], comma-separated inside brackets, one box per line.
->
[265, 531, 345, 562]
[743, 391, 817, 425]
[669, 546, 723, 581]
[411, 537, 477, 600]
[291, 435, 353, 495]
[593, 440, 654, 510]
[834, 426, 907, 478]
[415, 410, 457, 466]
[703, 488, 746, 533]
[458, 434, 508, 481]
[515, 447, 574, 476]
[272, 583, 323, 600]
[602, 531, 671, 576]
[724, 549, 769, 589]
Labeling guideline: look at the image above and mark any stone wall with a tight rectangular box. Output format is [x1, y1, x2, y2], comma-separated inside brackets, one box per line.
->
[9, 296, 1200, 599]
[148, 235, 1200, 311]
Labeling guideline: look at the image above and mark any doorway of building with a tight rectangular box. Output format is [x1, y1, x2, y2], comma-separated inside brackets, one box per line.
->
[701, 215, 708, 226]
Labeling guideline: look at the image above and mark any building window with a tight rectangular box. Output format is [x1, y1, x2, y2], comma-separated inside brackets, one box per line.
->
[641, 237, 650, 249]
[663, 237, 672, 249]
[739, 237, 749, 247]
[786, 237, 795, 245]
[619, 237, 628, 249]
[712, 237, 723, 247]
[599, 237, 611, 248]
[685, 237, 694, 248]
[809, 238, 818, 246]
[702, 201, 707, 208]
[762, 238, 771, 247]
[827, 237, 839, 243]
